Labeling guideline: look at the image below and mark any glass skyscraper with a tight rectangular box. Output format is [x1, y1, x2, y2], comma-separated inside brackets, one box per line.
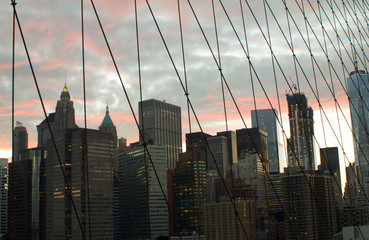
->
[347, 70, 369, 182]
[251, 109, 283, 173]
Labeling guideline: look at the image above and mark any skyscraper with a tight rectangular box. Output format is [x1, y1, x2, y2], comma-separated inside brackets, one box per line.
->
[139, 99, 182, 169]
[8, 148, 46, 240]
[206, 136, 229, 178]
[45, 86, 114, 239]
[286, 92, 315, 170]
[251, 109, 283, 173]
[13, 121, 28, 162]
[173, 149, 207, 235]
[347, 69, 369, 186]
[118, 144, 168, 239]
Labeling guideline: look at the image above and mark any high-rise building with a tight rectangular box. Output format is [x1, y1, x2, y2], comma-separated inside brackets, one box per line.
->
[99, 105, 118, 169]
[186, 132, 212, 153]
[13, 121, 28, 162]
[251, 109, 283, 173]
[0, 159, 7, 238]
[8, 148, 46, 240]
[237, 153, 268, 208]
[319, 147, 341, 209]
[45, 86, 114, 239]
[282, 168, 338, 239]
[173, 149, 207, 235]
[37, 113, 55, 148]
[118, 145, 168, 239]
[236, 128, 269, 165]
[202, 199, 256, 240]
[216, 131, 238, 171]
[347, 69, 369, 189]
[286, 92, 315, 170]
[206, 136, 229, 178]
[139, 99, 182, 169]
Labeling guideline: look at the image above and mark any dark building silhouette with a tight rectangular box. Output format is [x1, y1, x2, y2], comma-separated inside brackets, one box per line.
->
[283, 168, 338, 239]
[0, 159, 7, 238]
[173, 149, 207, 236]
[36, 113, 55, 148]
[8, 147, 46, 240]
[286, 92, 315, 170]
[186, 132, 212, 153]
[139, 99, 182, 170]
[236, 128, 269, 166]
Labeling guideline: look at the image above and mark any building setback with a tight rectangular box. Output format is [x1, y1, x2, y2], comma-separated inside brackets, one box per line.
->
[139, 99, 182, 170]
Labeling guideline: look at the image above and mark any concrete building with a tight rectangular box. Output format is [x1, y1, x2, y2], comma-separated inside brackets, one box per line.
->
[202, 199, 256, 240]
[283, 168, 338, 239]
[139, 99, 182, 170]
[251, 109, 283, 173]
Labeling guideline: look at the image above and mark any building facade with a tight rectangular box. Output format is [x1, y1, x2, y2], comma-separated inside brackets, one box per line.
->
[139, 99, 182, 170]
[173, 149, 207, 236]
[14, 121, 28, 162]
[119, 145, 168, 239]
[251, 109, 283, 173]
[286, 92, 315, 170]
[347, 70, 369, 191]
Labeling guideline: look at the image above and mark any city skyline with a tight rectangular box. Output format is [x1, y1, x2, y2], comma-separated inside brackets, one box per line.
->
[0, 0, 362, 162]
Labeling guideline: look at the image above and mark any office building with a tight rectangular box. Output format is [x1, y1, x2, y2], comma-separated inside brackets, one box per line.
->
[8, 148, 46, 240]
[119, 145, 168, 239]
[236, 128, 269, 168]
[45, 86, 114, 239]
[319, 147, 342, 208]
[173, 149, 207, 235]
[216, 130, 238, 171]
[139, 99, 182, 169]
[13, 121, 28, 162]
[0, 159, 7, 238]
[286, 92, 315, 170]
[237, 153, 268, 208]
[347, 69, 369, 191]
[36, 113, 55, 147]
[206, 135, 228, 178]
[283, 168, 338, 239]
[203, 199, 256, 240]
[186, 132, 212, 153]
[251, 109, 283, 173]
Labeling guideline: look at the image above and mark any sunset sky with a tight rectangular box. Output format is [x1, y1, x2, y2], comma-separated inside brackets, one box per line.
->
[1, 0, 367, 180]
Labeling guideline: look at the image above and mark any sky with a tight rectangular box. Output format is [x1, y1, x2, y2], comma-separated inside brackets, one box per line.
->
[1, 0, 368, 181]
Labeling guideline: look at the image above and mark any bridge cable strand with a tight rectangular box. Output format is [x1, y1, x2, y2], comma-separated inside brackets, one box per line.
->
[11, 0, 16, 239]
[80, 0, 92, 237]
